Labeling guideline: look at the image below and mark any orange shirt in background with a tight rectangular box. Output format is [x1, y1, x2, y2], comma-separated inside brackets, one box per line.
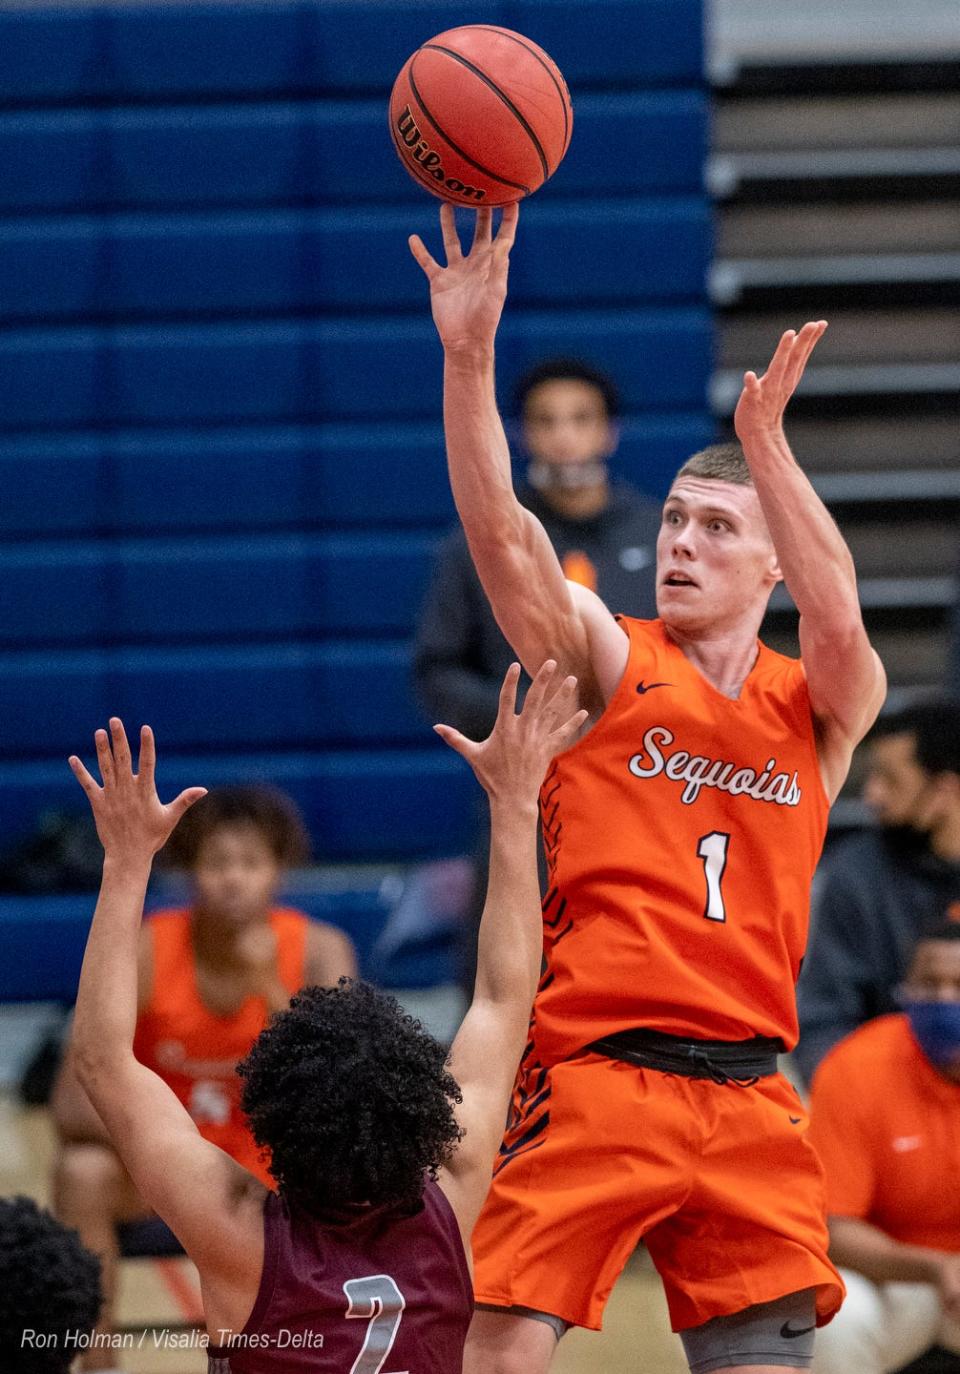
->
[133, 907, 308, 1187]
[535, 616, 829, 1065]
[808, 1013, 960, 1251]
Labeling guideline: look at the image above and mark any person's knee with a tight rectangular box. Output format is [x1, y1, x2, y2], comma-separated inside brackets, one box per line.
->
[54, 1143, 128, 1219]
[464, 1307, 563, 1374]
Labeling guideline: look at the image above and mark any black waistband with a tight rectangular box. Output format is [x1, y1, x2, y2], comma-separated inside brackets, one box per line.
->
[585, 1027, 783, 1086]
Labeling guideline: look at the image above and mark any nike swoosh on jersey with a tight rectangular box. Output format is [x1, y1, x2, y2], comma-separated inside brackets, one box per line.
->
[636, 681, 673, 694]
[892, 1135, 923, 1152]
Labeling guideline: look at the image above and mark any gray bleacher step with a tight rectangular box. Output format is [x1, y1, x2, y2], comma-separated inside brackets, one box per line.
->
[711, 253, 960, 306]
[840, 520, 959, 579]
[719, 201, 960, 258]
[708, 147, 960, 199]
[711, 0, 960, 71]
[769, 576, 955, 615]
[714, 93, 960, 154]
[721, 308, 960, 367]
[711, 362, 960, 414]
[811, 468, 960, 505]
[780, 414, 959, 474]
[762, 622, 949, 689]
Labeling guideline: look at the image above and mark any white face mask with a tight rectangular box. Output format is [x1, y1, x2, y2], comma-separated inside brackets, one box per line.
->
[527, 460, 608, 493]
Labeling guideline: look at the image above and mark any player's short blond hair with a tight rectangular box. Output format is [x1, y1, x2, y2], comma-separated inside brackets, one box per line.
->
[675, 442, 752, 486]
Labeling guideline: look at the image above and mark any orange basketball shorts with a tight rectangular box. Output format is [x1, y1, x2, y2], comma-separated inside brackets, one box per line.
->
[472, 1051, 844, 1333]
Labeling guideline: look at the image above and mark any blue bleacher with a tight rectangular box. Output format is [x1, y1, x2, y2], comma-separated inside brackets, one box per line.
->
[0, 750, 478, 862]
[0, 92, 705, 215]
[0, 0, 712, 978]
[0, 2, 702, 104]
[0, 199, 710, 324]
[0, 412, 713, 539]
[0, 643, 422, 755]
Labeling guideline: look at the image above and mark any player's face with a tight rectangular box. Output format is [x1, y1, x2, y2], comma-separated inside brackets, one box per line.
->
[862, 732, 931, 829]
[521, 379, 616, 471]
[192, 824, 281, 929]
[903, 939, 960, 1004]
[656, 478, 780, 632]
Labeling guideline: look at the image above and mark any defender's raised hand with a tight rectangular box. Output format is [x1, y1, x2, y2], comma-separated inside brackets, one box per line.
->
[69, 720, 207, 861]
[408, 203, 519, 353]
[434, 660, 586, 804]
[734, 320, 827, 442]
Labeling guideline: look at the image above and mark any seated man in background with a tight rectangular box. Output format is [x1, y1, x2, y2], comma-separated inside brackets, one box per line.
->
[51, 784, 356, 1372]
[415, 356, 661, 738]
[808, 919, 960, 1374]
[0, 1194, 102, 1373]
[797, 701, 960, 1084]
[414, 356, 661, 991]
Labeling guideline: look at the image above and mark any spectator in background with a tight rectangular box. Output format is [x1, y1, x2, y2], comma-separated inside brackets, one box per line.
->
[950, 553, 960, 695]
[0, 1195, 102, 1373]
[50, 785, 356, 1373]
[415, 357, 661, 738]
[796, 701, 960, 1086]
[808, 920, 960, 1374]
[414, 358, 662, 988]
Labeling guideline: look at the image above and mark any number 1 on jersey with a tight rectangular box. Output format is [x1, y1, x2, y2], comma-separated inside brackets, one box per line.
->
[697, 831, 730, 923]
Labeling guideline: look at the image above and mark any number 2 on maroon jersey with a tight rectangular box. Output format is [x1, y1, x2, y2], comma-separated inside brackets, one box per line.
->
[697, 831, 730, 923]
[343, 1275, 406, 1374]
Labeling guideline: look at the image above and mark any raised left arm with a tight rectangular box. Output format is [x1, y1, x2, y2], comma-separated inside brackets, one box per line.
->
[735, 322, 886, 782]
[69, 722, 264, 1281]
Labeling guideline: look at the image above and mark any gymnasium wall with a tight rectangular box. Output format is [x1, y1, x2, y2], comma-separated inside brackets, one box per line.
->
[0, 0, 712, 895]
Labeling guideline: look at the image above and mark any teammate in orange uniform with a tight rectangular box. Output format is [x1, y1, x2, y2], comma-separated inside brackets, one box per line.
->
[411, 204, 887, 1374]
[808, 921, 960, 1373]
[51, 785, 356, 1371]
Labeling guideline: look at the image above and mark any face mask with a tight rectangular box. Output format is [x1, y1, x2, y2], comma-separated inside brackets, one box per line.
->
[527, 460, 607, 493]
[905, 1001, 960, 1072]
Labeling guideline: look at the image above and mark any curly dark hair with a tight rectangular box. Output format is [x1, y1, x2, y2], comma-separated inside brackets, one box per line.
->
[0, 1195, 102, 1373]
[238, 980, 463, 1216]
[513, 356, 620, 420]
[161, 784, 311, 870]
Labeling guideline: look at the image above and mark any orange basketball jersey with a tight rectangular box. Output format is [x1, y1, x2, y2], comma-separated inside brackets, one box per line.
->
[534, 617, 829, 1065]
[133, 907, 308, 1186]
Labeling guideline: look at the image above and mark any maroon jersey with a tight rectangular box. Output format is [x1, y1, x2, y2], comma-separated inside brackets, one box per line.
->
[207, 1178, 472, 1373]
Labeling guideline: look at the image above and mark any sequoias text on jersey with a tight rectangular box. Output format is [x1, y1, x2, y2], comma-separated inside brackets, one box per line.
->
[628, 725, 803, 808]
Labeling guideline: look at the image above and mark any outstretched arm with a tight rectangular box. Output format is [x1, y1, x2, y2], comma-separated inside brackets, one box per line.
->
[433, 661, 586, 1241]
[734, 323, 886, 795]
[69, 722, 263, 1281]
[410, 206, 625, 713]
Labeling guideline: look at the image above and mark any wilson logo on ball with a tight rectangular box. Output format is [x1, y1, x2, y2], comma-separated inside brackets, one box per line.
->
[394, 106, 486, 201]
[389, 25, 573, 207]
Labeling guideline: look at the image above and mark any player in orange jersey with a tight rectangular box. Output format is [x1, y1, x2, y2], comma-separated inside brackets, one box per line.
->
[411, 204, 887, 1374]
[51, 785, 356, 1372]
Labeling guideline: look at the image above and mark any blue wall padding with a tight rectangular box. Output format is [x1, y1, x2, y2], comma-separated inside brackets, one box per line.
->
[0, 92, 706, 214]
[0, 412, 713, 539]
[0, 199, 710, 324]
[0, 310, 710, 430]
[0, 0, 711, 885]
[0, 534, 439, 647]
[0, 643, 423, 755]
[0, 750, 478, 862]
[0, 2, 702, 104]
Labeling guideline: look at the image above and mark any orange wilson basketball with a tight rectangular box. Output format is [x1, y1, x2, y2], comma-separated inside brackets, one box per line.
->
[389, 25, 573, 207]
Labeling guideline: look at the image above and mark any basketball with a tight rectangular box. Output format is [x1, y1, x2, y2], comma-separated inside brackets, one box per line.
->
[389, 25, 573, 207]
